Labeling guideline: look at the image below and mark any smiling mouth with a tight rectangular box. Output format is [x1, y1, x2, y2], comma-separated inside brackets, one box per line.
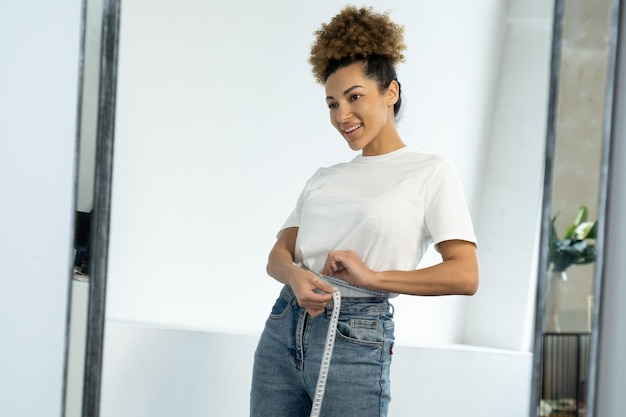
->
[343, 124, 362, 133]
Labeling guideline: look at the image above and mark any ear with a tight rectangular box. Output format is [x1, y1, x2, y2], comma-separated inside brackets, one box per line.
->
[386, 79, 400, 106]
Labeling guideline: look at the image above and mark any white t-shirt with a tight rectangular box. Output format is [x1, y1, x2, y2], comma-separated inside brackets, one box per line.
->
[281, 146, 477, 297]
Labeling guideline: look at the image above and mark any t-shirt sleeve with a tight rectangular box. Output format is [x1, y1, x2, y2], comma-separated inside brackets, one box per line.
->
[278, 170, 321, 234]
[280, 190, 305, 232]
[425, 158, 477, 249]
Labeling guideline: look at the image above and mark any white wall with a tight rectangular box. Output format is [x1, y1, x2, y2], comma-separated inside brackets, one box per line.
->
[465, 2, 554, 351]
[0, 0, 82, 416]
[105, 0, 537, 348]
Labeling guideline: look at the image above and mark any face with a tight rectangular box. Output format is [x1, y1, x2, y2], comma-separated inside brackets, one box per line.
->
[325, 62, 400, 156]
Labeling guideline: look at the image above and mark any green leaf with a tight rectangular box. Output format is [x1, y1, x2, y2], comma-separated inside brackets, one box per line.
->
[574, 206, 589, 226]
[586, 221, 598, 239]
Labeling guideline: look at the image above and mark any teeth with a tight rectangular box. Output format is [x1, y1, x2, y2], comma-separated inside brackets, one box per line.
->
[344, 124, 361, 133]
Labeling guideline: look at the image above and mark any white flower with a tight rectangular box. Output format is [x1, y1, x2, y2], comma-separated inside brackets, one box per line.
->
[574, 222, 595, 240]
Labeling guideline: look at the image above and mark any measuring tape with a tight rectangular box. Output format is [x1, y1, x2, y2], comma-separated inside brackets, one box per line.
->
[296, 262, 389, 417]
[310, 289, 341, 417]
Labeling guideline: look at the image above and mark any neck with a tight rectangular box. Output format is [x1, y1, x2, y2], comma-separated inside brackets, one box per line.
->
[362, 131, 406, 156]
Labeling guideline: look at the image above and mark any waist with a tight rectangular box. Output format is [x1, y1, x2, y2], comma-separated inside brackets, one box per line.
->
[321, 275, 389, 298]
[325, 295, 392, 318]
[296, 262, 390, 298]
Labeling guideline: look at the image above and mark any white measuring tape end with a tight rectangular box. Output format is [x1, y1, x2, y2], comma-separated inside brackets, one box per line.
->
[309, 290, 341, 417]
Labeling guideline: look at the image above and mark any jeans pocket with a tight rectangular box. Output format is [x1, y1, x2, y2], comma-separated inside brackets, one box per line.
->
[268, 288, 293, 320]
[336, 318, 383, 347]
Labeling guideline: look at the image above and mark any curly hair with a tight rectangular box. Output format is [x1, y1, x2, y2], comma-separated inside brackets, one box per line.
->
[310, 6, 406, 84]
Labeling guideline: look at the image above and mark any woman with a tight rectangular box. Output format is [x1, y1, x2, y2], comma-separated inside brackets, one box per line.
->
[250, 6, 479, 417]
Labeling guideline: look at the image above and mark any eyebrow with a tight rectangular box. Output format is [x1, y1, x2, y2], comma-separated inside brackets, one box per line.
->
[325, 85, 364, 101]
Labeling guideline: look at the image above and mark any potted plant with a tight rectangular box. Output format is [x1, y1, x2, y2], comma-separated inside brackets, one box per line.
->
[545, 206, 597, 332]
[549, 205, 597, 274]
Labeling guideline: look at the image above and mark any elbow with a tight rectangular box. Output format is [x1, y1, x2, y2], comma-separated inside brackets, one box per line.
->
[464, 280, 479, 296]
[266, 257, 275, 278]
[463, 270, 479, 295]
[266, 247, 277, 277]
[266, 251, 283, 279]
[460, 255, 479, 295]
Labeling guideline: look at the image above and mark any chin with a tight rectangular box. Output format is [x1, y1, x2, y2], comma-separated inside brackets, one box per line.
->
[346, 141, 364, 151]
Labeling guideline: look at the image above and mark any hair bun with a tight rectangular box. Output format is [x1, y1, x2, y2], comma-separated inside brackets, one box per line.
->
[310, 6, 406, 83]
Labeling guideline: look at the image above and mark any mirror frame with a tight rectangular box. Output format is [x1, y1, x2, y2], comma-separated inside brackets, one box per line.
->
[81, 0, 120, 416]
[78, 0, 622, 416]
[528, 0, 622, 416]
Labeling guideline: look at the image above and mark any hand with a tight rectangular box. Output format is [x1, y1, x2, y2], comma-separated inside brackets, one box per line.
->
[322, 250, 375, 289]
[289, 268, 337, 317]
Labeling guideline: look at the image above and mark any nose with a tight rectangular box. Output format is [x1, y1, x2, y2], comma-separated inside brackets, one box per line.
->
[335, 104, 352, 123]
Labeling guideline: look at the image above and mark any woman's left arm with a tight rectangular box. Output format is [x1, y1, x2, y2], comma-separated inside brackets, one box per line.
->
[321, 239, 479, 296]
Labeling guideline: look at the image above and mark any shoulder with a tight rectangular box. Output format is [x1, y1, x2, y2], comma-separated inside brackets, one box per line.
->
[389, 147, 456, 178]
[400, 147, 449, 165]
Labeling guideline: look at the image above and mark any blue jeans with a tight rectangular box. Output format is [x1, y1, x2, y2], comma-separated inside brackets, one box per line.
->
[250, 285, 395, 417]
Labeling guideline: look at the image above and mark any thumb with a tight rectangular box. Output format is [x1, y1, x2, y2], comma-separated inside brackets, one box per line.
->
[317, 279, 339, 294]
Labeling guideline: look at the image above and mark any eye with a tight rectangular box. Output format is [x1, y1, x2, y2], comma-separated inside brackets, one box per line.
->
[350, 94, 361, 101]
[327, 102, 338, 110]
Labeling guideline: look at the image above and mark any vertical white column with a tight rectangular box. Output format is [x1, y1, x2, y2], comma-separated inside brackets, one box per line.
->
[596, 2, 626, 415]
[0, 0, 82, 416]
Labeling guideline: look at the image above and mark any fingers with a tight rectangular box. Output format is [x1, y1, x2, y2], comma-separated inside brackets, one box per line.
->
[298, 279, 337, 315]
[291, 266, 340, 317]
[323, 250, 358, 276]
[321, 251, 346, 275]
[301, 287, 333, 304]
[303, 286, 339, 317]
[321, 250, 374, 289]
[299, 291, 332, 317]
[316, 279, 337, 294]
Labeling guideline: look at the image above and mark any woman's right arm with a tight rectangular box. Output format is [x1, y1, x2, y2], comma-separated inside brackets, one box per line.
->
[266, 227, 336, 317]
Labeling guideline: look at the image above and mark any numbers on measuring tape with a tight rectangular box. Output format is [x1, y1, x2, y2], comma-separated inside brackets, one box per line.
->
[310, 290, 341, 417]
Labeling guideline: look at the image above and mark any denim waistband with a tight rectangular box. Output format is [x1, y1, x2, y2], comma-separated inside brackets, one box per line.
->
[281, 284, 393, 317]
[325, 296, 393, 318]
